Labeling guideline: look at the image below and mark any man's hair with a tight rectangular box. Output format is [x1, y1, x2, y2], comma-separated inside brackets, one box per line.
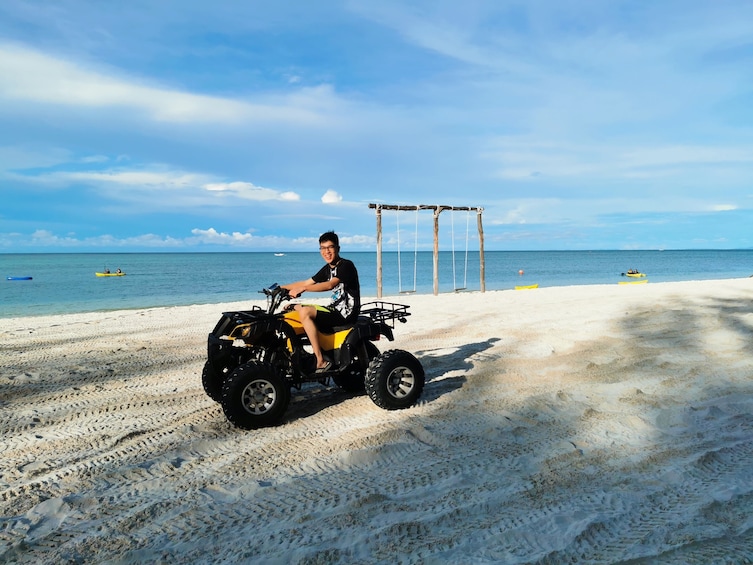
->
[319, 231, 339, 248]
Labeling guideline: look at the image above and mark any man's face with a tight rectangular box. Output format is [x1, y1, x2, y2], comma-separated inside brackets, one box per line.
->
[319, 241, 338, 264]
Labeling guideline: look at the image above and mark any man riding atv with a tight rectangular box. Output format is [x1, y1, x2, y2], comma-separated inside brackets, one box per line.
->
[282, 231, 359, 373]
[201, 230, 426, 429]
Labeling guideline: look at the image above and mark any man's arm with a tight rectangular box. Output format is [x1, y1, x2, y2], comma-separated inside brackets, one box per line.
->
[282, 277, 340, 298]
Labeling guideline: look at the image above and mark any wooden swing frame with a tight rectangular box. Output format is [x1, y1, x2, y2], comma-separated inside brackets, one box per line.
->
[368, 203, 485, 297]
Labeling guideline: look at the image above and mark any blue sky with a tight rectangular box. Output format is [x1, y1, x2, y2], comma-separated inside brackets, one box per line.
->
[1, 1, 752, 253]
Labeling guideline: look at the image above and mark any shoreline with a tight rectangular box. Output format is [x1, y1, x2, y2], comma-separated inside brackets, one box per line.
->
[3, 274, 752, 322]
[2, 277, 753, 562]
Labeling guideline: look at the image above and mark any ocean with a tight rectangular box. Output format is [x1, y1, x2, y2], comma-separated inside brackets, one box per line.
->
[1, 250, 752, 319]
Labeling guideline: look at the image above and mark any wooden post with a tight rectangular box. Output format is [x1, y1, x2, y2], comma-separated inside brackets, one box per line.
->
[477, 208, 485, 293]
[433, 207, 441, 295]
[375, 205, 383, 298]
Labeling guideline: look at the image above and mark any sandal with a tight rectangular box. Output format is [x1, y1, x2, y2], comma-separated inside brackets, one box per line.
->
[315, 361, 332, 373]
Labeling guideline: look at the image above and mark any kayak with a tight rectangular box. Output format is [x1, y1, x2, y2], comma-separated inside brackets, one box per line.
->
[618, 279, 647, 285]
[515, 283, 539, 290]
[624, 272, 646, 278]
[95, 272, 126, 277]
[7, 276, 32, 280]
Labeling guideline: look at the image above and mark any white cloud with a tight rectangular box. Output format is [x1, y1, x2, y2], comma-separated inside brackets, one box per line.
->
[0, 226, 376, 251]
[321, 189, 343, 203]
[16, 165, 302, 204]
[188, 228, 300, 249]
[0, 42, 329, 125]
[61, 170, 209, 188]
[190, 227, 254, 244]
[3, 229, 186, 249]
[80, 155, 110, 164]
[483, 138, 753, 184]
[483, 195, 747, 228]
[0, 145, 72, 171]
[339, 233, 375, 247]
[204, 182, 300, 201]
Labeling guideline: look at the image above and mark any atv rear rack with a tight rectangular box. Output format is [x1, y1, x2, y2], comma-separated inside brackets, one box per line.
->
[360, 301, 411, 327]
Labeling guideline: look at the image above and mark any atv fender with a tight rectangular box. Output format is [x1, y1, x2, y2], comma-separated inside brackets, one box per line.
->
[207, 315, 301, 376]
[336, 319, 393, 368]
[347, 318, 394, 342]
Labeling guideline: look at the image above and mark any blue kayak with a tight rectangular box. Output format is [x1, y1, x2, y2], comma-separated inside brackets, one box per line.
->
[7, 276, 33, 280]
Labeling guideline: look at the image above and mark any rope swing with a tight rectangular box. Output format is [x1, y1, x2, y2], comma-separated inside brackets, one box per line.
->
[411, 208, 418, 293]
[396, 209, 418, 294]
[451, 209, 471, 292]
[369, 203, 485, 298]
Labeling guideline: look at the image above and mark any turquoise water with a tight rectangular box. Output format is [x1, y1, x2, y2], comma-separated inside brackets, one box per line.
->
[1, 250, 752, 318]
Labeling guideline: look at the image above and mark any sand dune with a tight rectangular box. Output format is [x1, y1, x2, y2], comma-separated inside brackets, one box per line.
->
[2, 278, 753, 563]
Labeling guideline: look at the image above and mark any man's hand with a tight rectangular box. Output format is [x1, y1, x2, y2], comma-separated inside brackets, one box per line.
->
[288, 284, 307, 298]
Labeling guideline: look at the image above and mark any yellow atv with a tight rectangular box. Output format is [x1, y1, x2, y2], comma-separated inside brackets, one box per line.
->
[202, 283, 424, 429]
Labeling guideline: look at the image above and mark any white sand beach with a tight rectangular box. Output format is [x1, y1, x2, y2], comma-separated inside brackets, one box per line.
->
[2, 278, 753, 564]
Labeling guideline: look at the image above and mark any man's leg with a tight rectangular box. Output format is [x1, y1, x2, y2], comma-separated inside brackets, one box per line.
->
[294, 305, 328, 369]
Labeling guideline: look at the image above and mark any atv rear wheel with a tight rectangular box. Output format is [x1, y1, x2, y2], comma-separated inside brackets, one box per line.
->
[221, 361, 290, 429]
[365, 349, 425, 410]
[332, 341, 380, 392]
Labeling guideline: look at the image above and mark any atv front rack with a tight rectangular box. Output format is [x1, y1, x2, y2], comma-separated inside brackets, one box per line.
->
[360, 301, 411, 328]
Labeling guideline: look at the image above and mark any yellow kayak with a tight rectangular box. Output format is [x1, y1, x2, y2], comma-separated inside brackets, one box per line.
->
[95, 272, 126, 277]
[515, 283, 539, 290]
[625, 272, 646, 278]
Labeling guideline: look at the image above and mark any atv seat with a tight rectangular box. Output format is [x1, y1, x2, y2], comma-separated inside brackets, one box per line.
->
[328, 316, 368, 334]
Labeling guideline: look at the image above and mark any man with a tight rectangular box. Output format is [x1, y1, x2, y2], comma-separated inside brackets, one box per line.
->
[282, 231, 360, 372]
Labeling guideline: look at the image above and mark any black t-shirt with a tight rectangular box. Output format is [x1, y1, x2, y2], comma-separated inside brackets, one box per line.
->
[312, 258, 360, 322]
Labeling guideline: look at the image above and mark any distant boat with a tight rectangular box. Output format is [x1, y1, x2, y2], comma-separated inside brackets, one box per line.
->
[622, 270, 646, 278]
[274, 253, 286, 257]
[95, 272, 126, 277]
[7, 276, 32, 281]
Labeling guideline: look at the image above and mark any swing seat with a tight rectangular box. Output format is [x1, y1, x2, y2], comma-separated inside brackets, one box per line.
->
[399, 289, 416, 295]
[453, 287, 467, 293]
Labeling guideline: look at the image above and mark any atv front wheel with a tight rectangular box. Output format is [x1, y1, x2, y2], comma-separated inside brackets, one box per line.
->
[333, 341, 380, 393]
[365, 349, 425, 410]
[203, 361, 232, 402]
[221, 361, 290, 429]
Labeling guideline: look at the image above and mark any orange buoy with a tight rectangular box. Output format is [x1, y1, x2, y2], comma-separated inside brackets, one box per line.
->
[518, 269, 524, 275]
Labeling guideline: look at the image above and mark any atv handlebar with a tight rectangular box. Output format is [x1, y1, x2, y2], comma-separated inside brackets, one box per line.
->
[261, 283, 285, 297]
[260, 283, 292, 314]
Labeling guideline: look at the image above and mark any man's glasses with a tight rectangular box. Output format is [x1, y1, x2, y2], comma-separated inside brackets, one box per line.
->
[319, 245, 336, 251]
